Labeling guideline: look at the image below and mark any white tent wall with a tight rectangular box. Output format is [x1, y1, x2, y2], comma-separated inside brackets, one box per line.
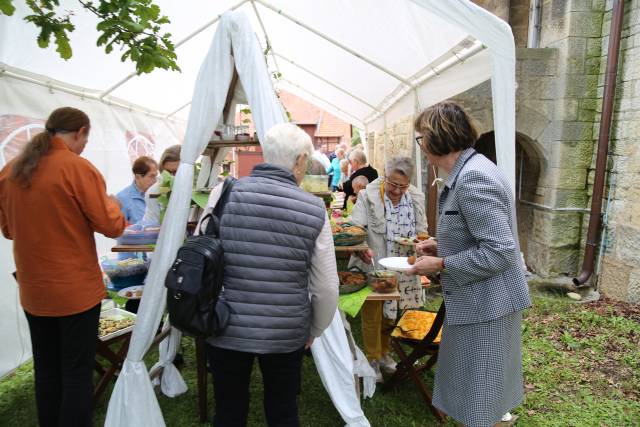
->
[0, 76, 184, 379]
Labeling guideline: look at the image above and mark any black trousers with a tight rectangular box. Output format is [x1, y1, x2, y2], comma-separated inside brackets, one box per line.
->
[24, 303, 101, 427]
[207, 345, 305, 427]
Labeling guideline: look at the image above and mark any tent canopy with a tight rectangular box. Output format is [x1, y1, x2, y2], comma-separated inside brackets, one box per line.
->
[1, 0, 516, 190]
[1, 0, 498, 126]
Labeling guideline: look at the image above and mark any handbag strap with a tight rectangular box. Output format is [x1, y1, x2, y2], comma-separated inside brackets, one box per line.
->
[199, 177, 236, 236]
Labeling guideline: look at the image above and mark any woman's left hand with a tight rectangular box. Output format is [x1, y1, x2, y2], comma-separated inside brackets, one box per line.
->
[408, 256, 443, 275]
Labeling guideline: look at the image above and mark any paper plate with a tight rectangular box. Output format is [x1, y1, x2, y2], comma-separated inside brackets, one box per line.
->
[378, 257, 413, 272]
[117, 285, 144, 300]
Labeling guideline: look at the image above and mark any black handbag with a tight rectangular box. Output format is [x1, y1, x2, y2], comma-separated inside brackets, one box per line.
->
[165, 177, 235, 338]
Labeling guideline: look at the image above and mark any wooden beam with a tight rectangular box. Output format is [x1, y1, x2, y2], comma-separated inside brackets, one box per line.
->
[206, 140, 261, 149]
[222, 68, 239, 123]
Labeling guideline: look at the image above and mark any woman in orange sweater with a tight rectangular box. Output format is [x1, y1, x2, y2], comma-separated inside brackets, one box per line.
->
[0, 107, 126, 427]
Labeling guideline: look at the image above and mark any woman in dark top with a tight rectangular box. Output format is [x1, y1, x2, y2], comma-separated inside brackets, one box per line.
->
[340, 148, 378, 208]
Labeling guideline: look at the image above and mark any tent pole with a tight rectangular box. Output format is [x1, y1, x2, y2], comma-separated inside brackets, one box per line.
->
[362, 41, 485, 125]
[175, 0, 249, 49]
[413, 90, 422, 191]
[165, 101, 191, 119]
[253, 0, 411, 87]
[363, 124, 369, 156]
[281, 79, 364, 125]
[383, 114, 388, 173]
[223, 69, 240, 124]
[99, 0, 249, 100]
[250, 0, 282, 75]
[0, 67, 181, 122]
[274, 53, 381, 112]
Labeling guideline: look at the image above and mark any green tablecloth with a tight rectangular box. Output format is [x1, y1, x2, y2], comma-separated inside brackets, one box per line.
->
[338, 286, 372, 317]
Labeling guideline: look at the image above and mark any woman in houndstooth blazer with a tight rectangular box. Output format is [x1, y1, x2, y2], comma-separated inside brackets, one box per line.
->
[409, 102, 531, 427]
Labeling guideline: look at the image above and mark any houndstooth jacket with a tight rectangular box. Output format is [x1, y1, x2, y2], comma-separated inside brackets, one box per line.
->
[437, 148, 531, 326]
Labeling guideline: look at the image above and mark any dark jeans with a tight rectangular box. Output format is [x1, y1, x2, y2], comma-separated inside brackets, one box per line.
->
[24, 303, 101, 427]
[207, 345, 305, 427]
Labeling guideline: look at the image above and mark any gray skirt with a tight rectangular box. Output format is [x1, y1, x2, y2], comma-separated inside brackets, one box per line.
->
[433, 311, 524, 427]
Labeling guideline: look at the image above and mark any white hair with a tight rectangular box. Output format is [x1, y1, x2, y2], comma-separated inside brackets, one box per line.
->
[348, 148, 367, 166]
[385, 156, 414, 178]
[262, 123, 314, 170]
[352, 175, 369, 188]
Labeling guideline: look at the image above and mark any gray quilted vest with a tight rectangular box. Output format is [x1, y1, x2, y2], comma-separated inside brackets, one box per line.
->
[206, 163, 326, 354]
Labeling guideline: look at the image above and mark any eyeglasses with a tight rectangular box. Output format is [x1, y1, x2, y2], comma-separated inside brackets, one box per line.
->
[415, 135, 423, 148]
[385, 179, 410, 191]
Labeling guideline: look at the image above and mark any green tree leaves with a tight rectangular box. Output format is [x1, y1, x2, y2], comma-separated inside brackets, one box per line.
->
[0, 0, 16, 15]
[1, 0, 179, 74]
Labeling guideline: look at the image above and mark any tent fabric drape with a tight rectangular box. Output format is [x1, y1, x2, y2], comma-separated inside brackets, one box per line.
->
[105, 12, 237, 427]
[150, 325, 187, 398]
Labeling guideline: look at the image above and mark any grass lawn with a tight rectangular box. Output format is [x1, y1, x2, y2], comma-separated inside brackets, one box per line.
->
[1, 290, 638, 426]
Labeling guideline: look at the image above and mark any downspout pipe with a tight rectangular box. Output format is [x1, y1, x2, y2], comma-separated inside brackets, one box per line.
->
[573, 0, 625, 286]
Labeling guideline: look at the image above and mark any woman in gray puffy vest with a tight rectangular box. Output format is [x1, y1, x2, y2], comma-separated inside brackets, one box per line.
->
[206, 122, 339, 427]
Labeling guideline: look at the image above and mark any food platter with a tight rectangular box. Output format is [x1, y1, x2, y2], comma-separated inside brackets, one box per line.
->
[332, 223, 367, 246]
[391, 310, 442, 342]
[337, 270, 368, 294]
[99, 308, 136, 341]
[379, 257, 413, 272]
[393, 232, 430, 247]
[394, 236, 416, 246]
[117, 285, 144, 300]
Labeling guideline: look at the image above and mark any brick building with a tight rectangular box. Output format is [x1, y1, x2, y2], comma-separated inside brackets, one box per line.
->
[233, 89, 352, 177]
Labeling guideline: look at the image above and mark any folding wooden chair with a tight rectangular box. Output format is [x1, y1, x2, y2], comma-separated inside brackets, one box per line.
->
[383, 302, 446, 422]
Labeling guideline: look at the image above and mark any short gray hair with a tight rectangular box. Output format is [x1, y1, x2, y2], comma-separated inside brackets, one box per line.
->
[352, 175, 369, 188]
[385, 156, 414, 178]
[262, 123, 314, 170]
[348, 148, 367, 165]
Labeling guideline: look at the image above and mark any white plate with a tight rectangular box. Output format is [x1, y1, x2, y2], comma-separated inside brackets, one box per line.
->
[99, 308, 136, 341]
[117, 285, 144, 300]
[379, 257, 413, 272]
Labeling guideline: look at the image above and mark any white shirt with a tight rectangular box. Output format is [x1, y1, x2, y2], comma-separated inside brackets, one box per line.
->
[308, 213, 340, 337]
[142, 182, 161, 225]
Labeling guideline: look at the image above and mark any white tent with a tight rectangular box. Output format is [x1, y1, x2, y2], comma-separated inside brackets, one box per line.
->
[0, 0, 516, 425]
[1, 0, 515, 178]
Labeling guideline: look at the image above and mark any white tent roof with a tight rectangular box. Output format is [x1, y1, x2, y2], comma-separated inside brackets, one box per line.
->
[1, 0, 516, 189]
[1, 0, 499, 123]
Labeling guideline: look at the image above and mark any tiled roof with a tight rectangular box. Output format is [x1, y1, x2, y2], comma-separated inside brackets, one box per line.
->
[278, 90, 322, 125]
[234, 89, 351, 138]
[316, 110, 351, 137]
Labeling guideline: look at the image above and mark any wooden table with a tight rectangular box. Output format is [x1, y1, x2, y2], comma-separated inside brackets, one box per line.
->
[334, 242, 368, 259]
[111, 244, 155, 253]
[99, 243, 155, 404]
[93, 327, 170, 404]
[334, 242, 369, 253]
[365, 289, 400, 301]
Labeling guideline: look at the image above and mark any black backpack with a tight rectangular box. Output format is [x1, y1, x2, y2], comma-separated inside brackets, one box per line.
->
[165, 177, 235, 338]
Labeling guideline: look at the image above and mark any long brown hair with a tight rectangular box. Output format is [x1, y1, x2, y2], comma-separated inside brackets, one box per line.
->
[10, 107, 90, 187]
